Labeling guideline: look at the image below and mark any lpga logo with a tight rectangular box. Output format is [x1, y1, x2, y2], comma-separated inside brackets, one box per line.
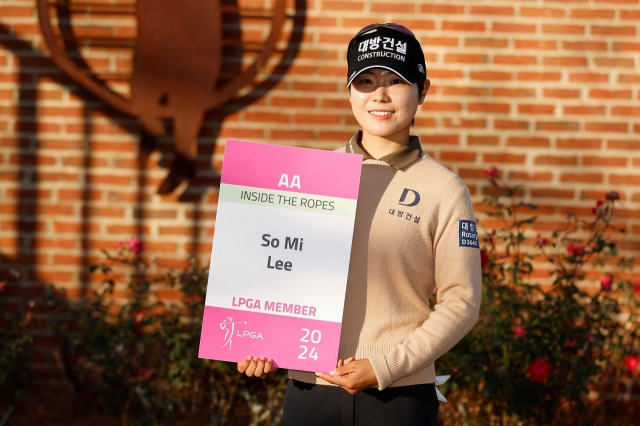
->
[220, 317, 247, 350]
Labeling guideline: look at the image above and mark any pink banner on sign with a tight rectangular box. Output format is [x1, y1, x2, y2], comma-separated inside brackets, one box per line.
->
[220, 140, 362, 200]
[199, 306, 342, 373]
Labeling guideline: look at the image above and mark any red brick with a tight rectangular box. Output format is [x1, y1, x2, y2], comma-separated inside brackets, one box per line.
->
[607, 139, 640, 150]
[440, 152, 476, 162]
[271, 130, 315, 140]
[507, 137, 550, 148]
[470, 71, 512, 81]
[592, 26, 636, 36]
[82, 207, 125, 218]
[543, 89, 581, 98]
[571, 8, 616, 19]
[0, 5, 35, 16]
[543, 24, 585, 35]
[563, 41, 608, 51]
[543, 56, 587, 66]
[295, 113, 340, 124]
[492, 88, 535, 97]
[518, 104, 554, 115]
[536, 121, 580, 131]
[557, 139, 602, 149]
[420, 4, 465, 14]
[443, 118, 487, 128]
[421, 102, 462, 112]
[514, 40, 557, 50]
[621, 9, 640, 19]
[371, 2, 415, 12]
[470, 6, 514, 15]
[534, 156, 578, 166]
[321, 1, 364, 11]
[493, 55, 536, 65]
[465, 38, 509, 48]
[421, 134, 460, 145]
[442, 21, 485, 32]
[590, 89, 632, 99]
[564, 105, 606, 115]
[612, 106, 640, 116]
[619, 74, 640, 83]
[560, 173, 603, 184]
[595, 57, 635, 67]
[423, 37, 459, 47]
[517, 72, 561, 81]
[293, 82, 337, 92]
[483, 153, 525, 164]
[495, 120, 529, 130]
[521, 7, 565, 17]
[245, 112, 290, 123]
[613, 42, 640, 51]
[508, 172, 554, 182]
[444, 54, 488, 64]
[493, 23, 536, 33]
[428, 69, 464, 79]
[468, 136, 499, 146]
[584, 156, 627, 167]
[611, 175, 640, 185]
[585, 122, 628, 132]
[469, 103, 510, 113]
[271, 97, 316, 108]
[441, 87, 488, 97]
[569, 72, 610, 83]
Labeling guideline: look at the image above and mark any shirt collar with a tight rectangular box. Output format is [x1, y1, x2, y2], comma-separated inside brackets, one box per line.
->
[346, 131, 423, 170]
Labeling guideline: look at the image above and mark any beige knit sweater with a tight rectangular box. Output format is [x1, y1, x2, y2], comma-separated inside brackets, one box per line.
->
[289, 133, 482, 390]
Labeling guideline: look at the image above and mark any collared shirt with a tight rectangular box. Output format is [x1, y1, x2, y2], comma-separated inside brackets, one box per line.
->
[345, 131, 423, 170]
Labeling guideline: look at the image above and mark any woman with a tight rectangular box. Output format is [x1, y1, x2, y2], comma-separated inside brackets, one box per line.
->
[238, 23, 481, 426]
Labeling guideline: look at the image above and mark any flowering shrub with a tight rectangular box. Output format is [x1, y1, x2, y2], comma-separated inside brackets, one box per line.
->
[0, 269, 33, 405]
[46, 171, 640, 425]
[436, 169, 640, 425]
[51, 239, 287, 425]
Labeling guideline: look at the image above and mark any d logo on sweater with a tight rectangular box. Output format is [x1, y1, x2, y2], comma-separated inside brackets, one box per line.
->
[398, 188, 420, 207]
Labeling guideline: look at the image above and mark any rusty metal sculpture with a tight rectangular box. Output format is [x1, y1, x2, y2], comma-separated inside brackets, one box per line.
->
[36, 0, 287, 192]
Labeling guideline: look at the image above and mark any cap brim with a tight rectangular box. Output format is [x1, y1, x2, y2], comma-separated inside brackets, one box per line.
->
[346, 65, 416, 87]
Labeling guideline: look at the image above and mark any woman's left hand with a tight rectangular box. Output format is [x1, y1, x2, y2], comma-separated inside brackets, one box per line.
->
[315, 358, 378, 394]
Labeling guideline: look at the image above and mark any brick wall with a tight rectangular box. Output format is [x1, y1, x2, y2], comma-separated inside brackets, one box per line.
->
[1, 0, 640, 376]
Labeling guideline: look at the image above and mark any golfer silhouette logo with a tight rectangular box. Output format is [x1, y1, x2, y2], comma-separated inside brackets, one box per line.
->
[220, 316, 247, 350]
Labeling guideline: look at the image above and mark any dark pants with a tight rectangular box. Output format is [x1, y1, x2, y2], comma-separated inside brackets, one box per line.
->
[283, 379, 439, 426]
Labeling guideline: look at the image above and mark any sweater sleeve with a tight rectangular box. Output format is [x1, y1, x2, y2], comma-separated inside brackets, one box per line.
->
[367, 185, 482, 390]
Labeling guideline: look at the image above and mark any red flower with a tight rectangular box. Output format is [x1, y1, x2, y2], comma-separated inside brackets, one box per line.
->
[529, 360, 551, 384]
[592, 200, 605, 215]
[536, 234, 548, 247]
[514, 325, 525, 338]
[606, 191, 620, 201]
[624, 355, 638, 372]
[129, 237, 142, 254]
[567, 243, 583, 256]
[480, 250, 490, 268]
[565, 338, 577, 347]
[600, 275, 613, 292]
[484, 166, 500, 178]
[633, 280, 640, 296]
[134, 310, 144, 325]
[137, 368, 153, 380]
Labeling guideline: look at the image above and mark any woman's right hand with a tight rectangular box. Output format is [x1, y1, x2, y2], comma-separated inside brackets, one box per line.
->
[237, 356, 276, 377]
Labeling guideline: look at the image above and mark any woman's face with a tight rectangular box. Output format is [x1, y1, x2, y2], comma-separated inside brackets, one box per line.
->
[349, 68, 426, 142]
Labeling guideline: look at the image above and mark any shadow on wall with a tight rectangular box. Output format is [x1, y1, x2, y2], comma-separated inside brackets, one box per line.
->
[0, 0, 306, 376]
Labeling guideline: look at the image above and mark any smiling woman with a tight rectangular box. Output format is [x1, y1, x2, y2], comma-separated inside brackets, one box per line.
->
[237, 23, 482, 426]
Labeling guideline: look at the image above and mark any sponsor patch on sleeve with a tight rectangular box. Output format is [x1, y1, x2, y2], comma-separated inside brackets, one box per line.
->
[459, 220, 479, 248]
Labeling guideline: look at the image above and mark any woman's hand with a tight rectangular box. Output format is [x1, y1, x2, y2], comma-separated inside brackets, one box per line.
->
[315, 358, 378, 394]
[237, 356, 276, 377]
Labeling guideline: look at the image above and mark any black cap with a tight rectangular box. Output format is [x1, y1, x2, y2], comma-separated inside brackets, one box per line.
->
[346, 23, 427, 87]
